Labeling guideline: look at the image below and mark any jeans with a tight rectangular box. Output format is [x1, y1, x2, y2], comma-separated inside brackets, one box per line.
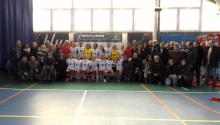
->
[204, 65, 217, 86]
[165, 75, 177, 86]
[43, 66, 55, 78]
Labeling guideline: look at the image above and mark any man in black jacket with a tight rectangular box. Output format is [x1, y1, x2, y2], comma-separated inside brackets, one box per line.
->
[10, 40, 22, 80]
[184, 42, 198, 67]
[158, 42, 169, 65]
[42, 52, 55, 80]
[193, 41, 204, 86]
[203, 40, 220, 88]
[17, 56, 30, 82]
[131, 52, 142, 82]
[149, 55, 164, 84]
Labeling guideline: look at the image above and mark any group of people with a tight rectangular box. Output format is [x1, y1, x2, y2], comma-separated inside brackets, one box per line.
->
[9, 39, 220, 88]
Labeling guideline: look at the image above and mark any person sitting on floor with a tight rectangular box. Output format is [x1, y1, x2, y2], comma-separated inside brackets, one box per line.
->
[17, 56, 30, 82]
[29, 56, 41, 82]
[164, 59, 179, 86]
[42, 52, 55, 80]
[149, 55, 164, 85]
[143, 55, 152, 83]
[178, 59, 193, 87]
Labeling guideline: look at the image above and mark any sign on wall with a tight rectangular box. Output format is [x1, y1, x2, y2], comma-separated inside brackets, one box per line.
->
[74, 33, 122, 42]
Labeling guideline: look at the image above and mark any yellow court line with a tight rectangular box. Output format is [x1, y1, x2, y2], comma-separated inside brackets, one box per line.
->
[0, 115, 220, 123]
[140, 84, 187, 125]
[0, 82, 15, 88]
[0, 82, 38, 105]
[167, 86, 220, 115]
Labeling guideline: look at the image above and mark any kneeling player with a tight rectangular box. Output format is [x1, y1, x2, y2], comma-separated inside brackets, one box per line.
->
[106, 55, 115, 82]
[89, 54, 99, 82]
[65, 53, 75, 81]
[115, 55, 123, 82]
[98, 54, 107, 82]
[81, 54, 91, 81]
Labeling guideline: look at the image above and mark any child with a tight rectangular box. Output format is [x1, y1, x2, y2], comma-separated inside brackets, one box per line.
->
[115, 55, 123, 82]
[89, 54, 99, 82]
[106, 55, 115, 82]
[74, 55, 82, 81]
[65, 53, 75, 81]
[81, 54, 91, 81]
[98, 54, 107, 82]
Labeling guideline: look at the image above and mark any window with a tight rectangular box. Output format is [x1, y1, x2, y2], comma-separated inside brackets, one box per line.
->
[113, 10, 133, 31]
[74, 0, 111, 8]
[134, 9, 154, 31]
[33, 10, 51, 31]
[93, 10, 110, 31]
[113, 0, 154, 8]
[201, 0, 220, 31]
[74, 10, 91, 31]
[52, 10, 71, 31]
[179, 9, 200, 30]
[161, 0, 201, 8]
[33, 0, 72, 9]
[160, 9, 177, 30]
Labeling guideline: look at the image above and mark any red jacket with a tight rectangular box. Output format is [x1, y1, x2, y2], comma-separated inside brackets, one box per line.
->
[60, 45, 71, 57]
[123, 47, 133, 58]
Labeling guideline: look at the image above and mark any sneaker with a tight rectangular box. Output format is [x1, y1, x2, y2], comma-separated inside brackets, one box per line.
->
[43, 77, 47, 80]
[103, 79, 107, 82]
[48, 77, 51, 80]
[65, 78, 69, 82]
[118, 80, 120, 82]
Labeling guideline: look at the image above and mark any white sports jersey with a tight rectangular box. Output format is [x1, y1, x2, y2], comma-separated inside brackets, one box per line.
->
[98, 59, 106, 71]
[104, 47, 112, 58]
[74, 59, 81, 70]
[118, 49, 124, 59]
[91, 49, 99, 56]
[90, 59, 98, 71]
[106, 60, 114, 71]
[77, 46, 84, 58]
[98, 50, 104, 59]
[116, 60, 123, 70]
[66, 59, 75, 70]
[70, 47, 77, 58]
[81, 59, 90, 70]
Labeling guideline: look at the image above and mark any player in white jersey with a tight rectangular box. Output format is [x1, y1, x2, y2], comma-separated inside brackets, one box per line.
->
[81, 54, 91, 80]
[98, 45, 105, 59]
[89, 54, 99, 82]
[70, 43, 77, 58]
[104, 42, 111, 58]
[77, 41, 84, 59]
[118, 45, 124, 60]
[106, 55, 115, 81]
[74, 55, 82, 81]
[65, 53, 75, 81]
[92, 43, 99, 57]
[115, 55, 123, 82]
[98, 54, 107, 82]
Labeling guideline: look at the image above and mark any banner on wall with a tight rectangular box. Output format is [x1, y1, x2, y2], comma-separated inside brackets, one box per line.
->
[74, 33, 122, 42]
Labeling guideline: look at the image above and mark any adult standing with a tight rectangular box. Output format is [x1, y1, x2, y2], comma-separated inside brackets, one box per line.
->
[10, 40, 22, 80]
[193, 41, 204, 86]
[202, 40, 220, 88]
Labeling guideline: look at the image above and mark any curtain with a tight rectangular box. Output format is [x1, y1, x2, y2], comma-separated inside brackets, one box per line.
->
[0, 0, 33, 69]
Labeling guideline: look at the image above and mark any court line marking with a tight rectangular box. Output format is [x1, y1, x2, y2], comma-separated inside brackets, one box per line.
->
[0, 88, 219, 93]
[73, 90, 87, 125]
[0, 82, 38, 105]
[140, 84, 187, 125]
[0, 115, 220, 123]
[0, 82, 15, 88]
[167, 86, 220, 115]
